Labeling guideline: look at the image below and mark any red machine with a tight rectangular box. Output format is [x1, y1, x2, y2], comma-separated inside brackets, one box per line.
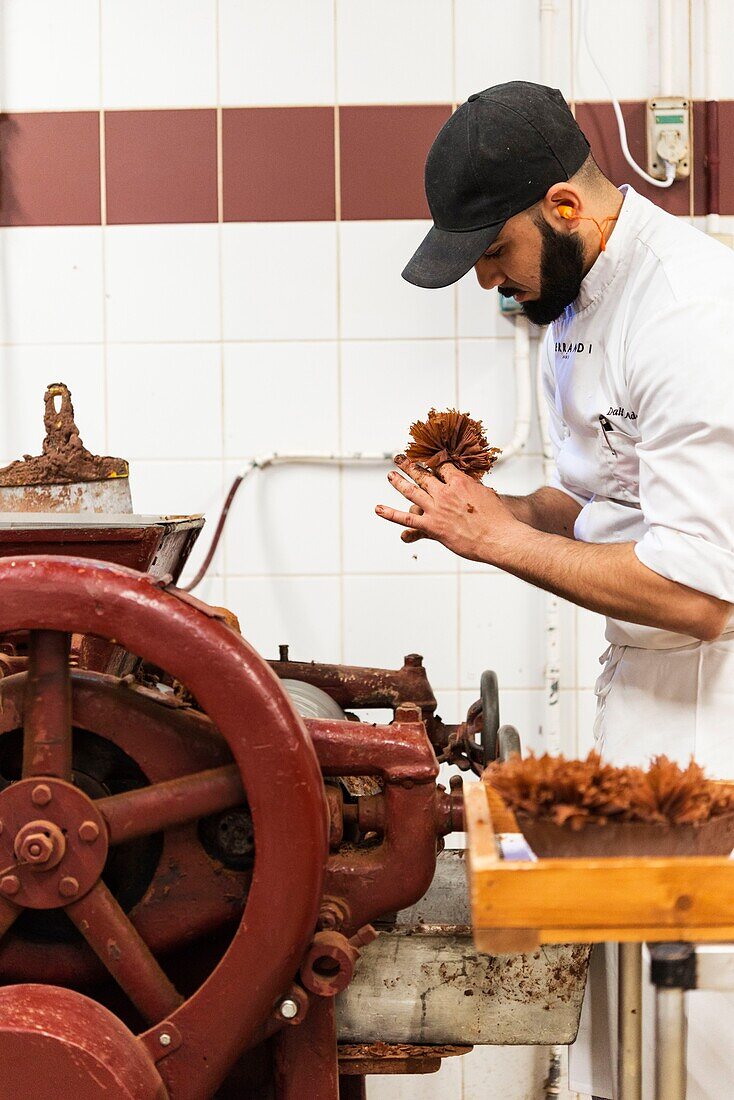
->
[0, 387, 542, 1098]
[0, 537, 475, 1099]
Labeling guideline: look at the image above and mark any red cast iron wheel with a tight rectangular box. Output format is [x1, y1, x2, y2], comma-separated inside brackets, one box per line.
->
[0, 556, 329, 1100]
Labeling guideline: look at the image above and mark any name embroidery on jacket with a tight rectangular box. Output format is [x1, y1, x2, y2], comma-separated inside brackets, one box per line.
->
[555, 341, 592, 356]
[606, 406, 638, 420]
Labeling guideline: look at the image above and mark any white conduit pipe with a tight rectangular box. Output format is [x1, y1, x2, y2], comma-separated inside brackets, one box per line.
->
[497, 314, 532, 463]
[659, 0, 675, 98]
[535, 337, 563, 759]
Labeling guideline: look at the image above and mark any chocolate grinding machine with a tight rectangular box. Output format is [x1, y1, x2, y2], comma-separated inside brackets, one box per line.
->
[0, 386, 589, 1099]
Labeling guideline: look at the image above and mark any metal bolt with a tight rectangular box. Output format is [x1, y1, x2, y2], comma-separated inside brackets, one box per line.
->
[279, 998, 299, 1020]
[58, 876, 79, 898]
[0, 875, 19, 897]
[158, 1033, 172, 1047]
[19, 833, 54, 864]
[31, 784, 52, 807]
[78, 820, 100, 843]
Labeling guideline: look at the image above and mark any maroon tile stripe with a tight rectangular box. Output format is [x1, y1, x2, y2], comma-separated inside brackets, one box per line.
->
[0, 103, 730, 226]
[223, 107, 334, 221]
[0, 112, 100, 227]
[340, 104, 452, 220]
[105, 109, 217, 225]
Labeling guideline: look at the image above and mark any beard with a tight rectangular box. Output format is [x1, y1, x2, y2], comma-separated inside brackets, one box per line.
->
[500, 215, 586, 327]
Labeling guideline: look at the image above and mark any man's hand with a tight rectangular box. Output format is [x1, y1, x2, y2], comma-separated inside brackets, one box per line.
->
[373, 455, 730, 641]
[374, 455, 520, 563]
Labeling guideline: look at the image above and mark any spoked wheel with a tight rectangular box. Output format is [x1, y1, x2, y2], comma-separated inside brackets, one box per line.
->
[0, 557, 329, 1100]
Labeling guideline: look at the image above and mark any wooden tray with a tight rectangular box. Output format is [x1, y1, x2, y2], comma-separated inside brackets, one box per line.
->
[465, 783, 734, 954]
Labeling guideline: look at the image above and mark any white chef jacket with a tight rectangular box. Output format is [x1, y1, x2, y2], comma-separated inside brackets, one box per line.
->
[542, 184, 734, 649]
[544, 186, 734, 1100]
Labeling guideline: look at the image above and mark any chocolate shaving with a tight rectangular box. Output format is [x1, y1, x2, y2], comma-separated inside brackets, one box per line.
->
[484, 752, 734, 830]
[406, 408, 501, 481]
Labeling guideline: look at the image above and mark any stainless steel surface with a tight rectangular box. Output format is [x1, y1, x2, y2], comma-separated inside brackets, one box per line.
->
[655, 988, 687, 1100]
[0, 513, 203, 528]
[0, 479, 133, 514]
[336, 852, 590, 1046]
[618, 941, 642, 1100]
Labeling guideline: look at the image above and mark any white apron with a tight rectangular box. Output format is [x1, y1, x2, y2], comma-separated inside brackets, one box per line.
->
[568, 639, 734, 1099]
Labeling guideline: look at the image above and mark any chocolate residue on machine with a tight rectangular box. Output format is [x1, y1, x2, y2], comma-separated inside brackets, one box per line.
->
[0, 382, 132, 513]
[406, 408, 501, 480]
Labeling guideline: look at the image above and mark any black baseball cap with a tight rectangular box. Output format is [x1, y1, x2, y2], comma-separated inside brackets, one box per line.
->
[402, 81, 590, 289]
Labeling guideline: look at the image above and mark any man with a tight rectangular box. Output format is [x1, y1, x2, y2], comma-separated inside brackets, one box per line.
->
[376, 81, 734, 1099]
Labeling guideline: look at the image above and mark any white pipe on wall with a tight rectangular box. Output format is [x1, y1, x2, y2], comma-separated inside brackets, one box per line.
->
[497, 314, 532, 463]
[659, 0, 675, 97]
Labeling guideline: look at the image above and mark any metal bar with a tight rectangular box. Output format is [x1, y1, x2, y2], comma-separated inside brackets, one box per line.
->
[23, 630, 72, 779]
[274, 997, 339, 1100]
[65, 879, 183, 1024]
[97, 764, 244, 845]
[655, 988, 687, 1100]
[618, 941, 643, 1100]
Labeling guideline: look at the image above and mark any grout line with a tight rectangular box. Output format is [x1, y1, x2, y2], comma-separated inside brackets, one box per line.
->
[214, 0, 228, 590]
[0, 335, 518, 347]
[97, 0, 109, 451]
[687, 0, 695, 220]
[333, 0, 345, 664]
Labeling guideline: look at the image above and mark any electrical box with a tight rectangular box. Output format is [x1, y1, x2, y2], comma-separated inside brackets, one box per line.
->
[646, 97, 690, 181]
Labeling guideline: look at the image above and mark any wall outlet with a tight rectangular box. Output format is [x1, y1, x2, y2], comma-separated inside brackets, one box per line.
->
[646, 97, 690, 180]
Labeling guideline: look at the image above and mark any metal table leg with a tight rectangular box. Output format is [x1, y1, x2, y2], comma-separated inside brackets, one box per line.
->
[618, 941, 642, 1100]
[649, 943, 696, 1100]
[655, 987, 687, 1100]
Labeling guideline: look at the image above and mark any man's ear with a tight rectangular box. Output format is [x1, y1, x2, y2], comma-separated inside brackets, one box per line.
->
[541, 183, 585, 230]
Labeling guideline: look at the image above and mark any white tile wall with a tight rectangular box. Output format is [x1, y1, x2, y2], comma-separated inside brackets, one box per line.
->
[339, 221, 455, 339]
[455, 0, 573, 101]
[107, 343, 222, 459]
[219, 0, 335, 106]
[343, 574, 459, 689]
[690, 0, 734, 99]
[340, 338, 456, 453]
[223, 462, 341, 576]
[101, 0, 217, 109]
[458, 336, 543, 458]
[337, 0, 454, 104]
[0, 227, 104, 344]
[571, 0, 669, 102]
[104, 225, 220, 343]
[224, 341, 340, 456]
[224, 575, 341, 662]
[460, 571, 546, 689]
[221, 223, 338, 341]
[0, 0, 100, 111]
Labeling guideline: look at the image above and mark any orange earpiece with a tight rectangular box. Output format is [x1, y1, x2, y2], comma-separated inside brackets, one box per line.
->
[555, 203, 617, 251]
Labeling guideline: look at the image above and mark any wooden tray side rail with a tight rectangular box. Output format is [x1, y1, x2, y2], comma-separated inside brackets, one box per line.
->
[465, 782, 734, 954]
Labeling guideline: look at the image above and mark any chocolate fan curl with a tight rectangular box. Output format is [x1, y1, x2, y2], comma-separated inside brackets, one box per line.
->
[484, 751, 734, 831]
[406, 408, 501, 481]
